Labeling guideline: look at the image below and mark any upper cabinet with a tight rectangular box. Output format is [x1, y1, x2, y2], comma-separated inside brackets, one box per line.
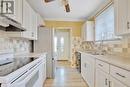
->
[22, 0, 38, 40]
[6, 0, 44, 40]
[114, 0, 130, 35]
[37, 14, 45, 27]
[82, 21, 94, 41]
[3, 0, 23, 24]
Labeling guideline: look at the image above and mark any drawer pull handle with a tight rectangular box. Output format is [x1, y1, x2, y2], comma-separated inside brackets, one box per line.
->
[98, 64, 103, 67]
[105, 78, 108, 85]
[127, 22, 130, 29]
[116, 73, 126, 78]
[109, 81, 111, 87]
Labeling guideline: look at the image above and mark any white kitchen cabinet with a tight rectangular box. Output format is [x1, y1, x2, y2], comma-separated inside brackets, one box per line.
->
[3, 0, 23, 24]
[81, 53, 95, 87]
[96, 68, 127, 87]
[110, 77, 127, 87]
[37, 14, 45, 27]
[114, 0, 130, 35]
[22, 0, 32, 39]
[7, 0, 38, 40]
[23, 0, 38, 40]
[95, 60, 129, 87]
[30, 7, 38, 40]
[22, 0, 38, 40]
[96, 68, 109, 87]
[82, 21, 94, 41]
[7, 0, 35, 40]
[81, 53, 86, 81]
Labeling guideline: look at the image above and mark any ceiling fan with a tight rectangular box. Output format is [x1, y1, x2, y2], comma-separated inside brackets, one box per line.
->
[44, 0, 70, 12]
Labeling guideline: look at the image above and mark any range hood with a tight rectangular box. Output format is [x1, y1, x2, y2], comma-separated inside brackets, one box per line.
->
[0, 14, 26, 32]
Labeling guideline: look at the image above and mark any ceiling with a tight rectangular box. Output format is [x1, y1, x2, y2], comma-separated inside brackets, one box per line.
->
[28, 0, 107, 21]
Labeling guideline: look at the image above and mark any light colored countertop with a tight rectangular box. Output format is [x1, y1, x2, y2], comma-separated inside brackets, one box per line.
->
[14, 52, 47, 58]
[78, 50, 130, 71]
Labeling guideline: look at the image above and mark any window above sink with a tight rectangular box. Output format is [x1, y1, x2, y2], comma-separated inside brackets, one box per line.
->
[95, 5, 121, 41]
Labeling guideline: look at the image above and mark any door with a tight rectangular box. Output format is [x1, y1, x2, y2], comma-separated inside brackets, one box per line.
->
[34, 28, 56, 78]
[96, 68, 109, 87]
[55, 30, 70, 60]
[110, 77, 127, 87]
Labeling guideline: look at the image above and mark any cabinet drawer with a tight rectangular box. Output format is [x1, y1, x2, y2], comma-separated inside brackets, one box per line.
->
[96, 60, 110, 73]
[110, 65, 130, 86]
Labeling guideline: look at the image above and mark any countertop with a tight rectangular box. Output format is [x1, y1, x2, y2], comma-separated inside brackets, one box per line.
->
[78, 50, 130, 71]
[14, 52, 47, 58]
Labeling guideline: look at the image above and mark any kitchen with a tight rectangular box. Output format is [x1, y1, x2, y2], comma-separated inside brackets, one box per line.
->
[0, 0, 130, 87]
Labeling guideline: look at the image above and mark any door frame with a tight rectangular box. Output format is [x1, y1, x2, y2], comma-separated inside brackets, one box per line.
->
[54, 27, 72, 62]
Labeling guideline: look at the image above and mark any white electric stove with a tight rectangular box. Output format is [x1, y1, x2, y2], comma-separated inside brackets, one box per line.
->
[0, 52, 44, 87]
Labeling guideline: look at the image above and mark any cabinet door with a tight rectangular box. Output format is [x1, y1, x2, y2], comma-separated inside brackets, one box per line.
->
[110, 77, 127, 87]
[81, 53, 86, 80]
[85, 56, 95, 87]
[82, 21, 94, 41]
[81, 23, 86, 41]
[43, 61, 46, 82]
[96, 68, 109, 87]
[114, 0, 129, 35]
[15, 0, 23, 24]
[86, 21, 94, 41]
[30, 9, 37, 40]
[3, 0, 22, 23]
[22, 0, 31, 38]
[128, 0, 130, 30]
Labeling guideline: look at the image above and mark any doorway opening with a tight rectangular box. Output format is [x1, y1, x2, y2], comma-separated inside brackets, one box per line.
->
[54, 28, 72, 62]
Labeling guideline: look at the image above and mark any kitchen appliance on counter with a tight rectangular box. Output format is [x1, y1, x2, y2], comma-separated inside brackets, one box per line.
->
[75, 51, 81, 73]
[0, 52, 45, 87]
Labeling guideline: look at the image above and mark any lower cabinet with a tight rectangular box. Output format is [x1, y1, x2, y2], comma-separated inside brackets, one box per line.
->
[96, 68, 127, 87]
[81, 52, 129, 87]
[96, 68, 109, 87]
[81, 53, 95, 87]
[95, 60, 128, 87]
[110, 77, 127, 87]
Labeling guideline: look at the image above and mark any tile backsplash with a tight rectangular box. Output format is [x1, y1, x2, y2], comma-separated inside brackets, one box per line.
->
[82, 36, 130, 54]
[0, 37, 31, 54]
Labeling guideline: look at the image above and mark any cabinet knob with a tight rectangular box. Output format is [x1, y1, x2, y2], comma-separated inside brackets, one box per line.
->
[32, 32, 34, 37]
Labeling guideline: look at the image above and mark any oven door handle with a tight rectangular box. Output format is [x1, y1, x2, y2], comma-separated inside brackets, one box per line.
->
[11, 64, 40, 86]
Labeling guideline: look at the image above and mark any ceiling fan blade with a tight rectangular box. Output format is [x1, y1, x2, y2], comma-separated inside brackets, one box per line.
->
[44, 0, 54, 3]
[65, 4, 70, 12]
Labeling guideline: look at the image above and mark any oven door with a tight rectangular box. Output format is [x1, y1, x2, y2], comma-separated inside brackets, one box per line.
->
[11, 63, 41, 87]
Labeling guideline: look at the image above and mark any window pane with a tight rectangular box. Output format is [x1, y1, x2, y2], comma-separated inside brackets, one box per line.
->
[95, 5, 120, 41]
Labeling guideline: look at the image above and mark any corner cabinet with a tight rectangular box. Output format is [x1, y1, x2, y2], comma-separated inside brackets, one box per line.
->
[81, 21, 94, 41]
[114, 0, 130, 35]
